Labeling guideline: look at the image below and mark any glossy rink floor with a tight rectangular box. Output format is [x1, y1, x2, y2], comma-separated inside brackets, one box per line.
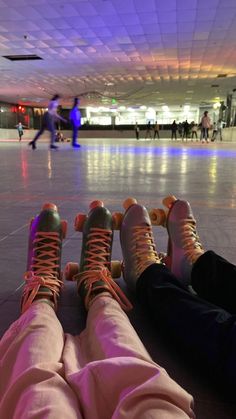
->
[1, 137, 236, 418]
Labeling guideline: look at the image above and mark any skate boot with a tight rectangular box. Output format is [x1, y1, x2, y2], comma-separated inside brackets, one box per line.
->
[28, 140, 36, 150]
[163, 196, 204, 284]
[21, 203, 67, 313]
[74, 201, 132, 311]
[120, 198, 161, 291]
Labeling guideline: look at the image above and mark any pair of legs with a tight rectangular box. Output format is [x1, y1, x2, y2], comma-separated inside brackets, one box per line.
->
[0, 202, 194, 418]
[201, 128, 209, 142]
[120, 197, 236, 393]
[191, 131, 197, 140]
[171, 131, 177, 140]
[71, 123, 80, 148]
[154, 130, 159, 139]
[29, 112, 57, 150]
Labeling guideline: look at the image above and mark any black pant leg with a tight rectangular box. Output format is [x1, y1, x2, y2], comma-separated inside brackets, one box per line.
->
[192, 250, 236, 313]
[137, 263, 236, 389]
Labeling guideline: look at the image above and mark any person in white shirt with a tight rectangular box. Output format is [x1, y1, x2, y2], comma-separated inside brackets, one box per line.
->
[70, 98, 81, 148]
[217, 119, 224, 141]
[29, 95, 67, 150]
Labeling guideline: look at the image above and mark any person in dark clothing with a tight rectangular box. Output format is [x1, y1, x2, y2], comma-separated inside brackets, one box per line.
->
[182, 120, 189, 141]
[120, 196, 236, 395]
[70, 97, 81, 148]
[171, 120, 177, 140]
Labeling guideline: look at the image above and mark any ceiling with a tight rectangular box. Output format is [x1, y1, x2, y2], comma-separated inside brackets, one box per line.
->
[0, 0, 236, 109]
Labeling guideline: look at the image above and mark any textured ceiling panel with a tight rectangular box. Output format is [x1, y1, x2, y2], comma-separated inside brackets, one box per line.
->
[0, 0, 235, 107]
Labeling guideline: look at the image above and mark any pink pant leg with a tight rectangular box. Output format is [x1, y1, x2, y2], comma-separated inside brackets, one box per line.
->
[63, 295, 195, 419]
[0, 302, 81, 419]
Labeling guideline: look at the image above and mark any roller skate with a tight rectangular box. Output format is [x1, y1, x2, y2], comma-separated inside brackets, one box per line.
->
[65, 200, 132, 311]
[154, 196, 204, 284]
[22, 203, 67, 313]
[119, 198, 161, 291]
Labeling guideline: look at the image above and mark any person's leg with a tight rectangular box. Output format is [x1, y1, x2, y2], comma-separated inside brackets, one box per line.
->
[192, 250, 236, 313]
[120, 200, 236, 392]
[0, 203, 79, 418]
[72, 124, 80, 147]
[137, 263, 236, 391]
[65, 201, 194, 419]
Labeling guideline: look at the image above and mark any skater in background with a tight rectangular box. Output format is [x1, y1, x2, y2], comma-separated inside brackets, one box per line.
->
[153, 121, 160, 140]
[171, 120, 178, 140]
[191, 122, 198, 140]
[145, 121, 153, 140]
[134, 122, 140, 140]
[217, 119, 224, 141]
[211, 122, 218, 141]
[16, 122, 25, 141]
[200, 111, 211, 143]
[28, 95, 67, 150]
[70, 97, 81, 148]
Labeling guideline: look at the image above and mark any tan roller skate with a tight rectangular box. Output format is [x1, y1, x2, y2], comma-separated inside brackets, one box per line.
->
[65, 200, 132, 311]
[113, 197, 167, 229]
[120, 198, 161, 291]
[22, 203, 67, 313]
[157, 195, 204, 284]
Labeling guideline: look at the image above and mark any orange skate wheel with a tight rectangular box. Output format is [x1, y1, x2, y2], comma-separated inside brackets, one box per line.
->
[74, 213, 87, 231]
[162, 195, 177, 209]
[149, 208, 167, 226]
[89, 200, 104, 210]
[111, 260, 122, 278]
[42, 203, 58, 211]
[64, 262, 79, 281]
[61, 220, 67, 239]
[112, 212, 123, 230]
[123, 197, 137, 210]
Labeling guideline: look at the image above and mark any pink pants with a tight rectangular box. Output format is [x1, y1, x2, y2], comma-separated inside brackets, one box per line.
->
[0, 295, 194, 418]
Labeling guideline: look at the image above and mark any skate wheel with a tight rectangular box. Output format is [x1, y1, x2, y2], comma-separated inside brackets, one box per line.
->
[111, 260, 122, 278]
[89, 200, 104, 210]
[123, 197, 137, 211]
[112, 212, 123, 230]
[162, 195, 177, 209]
[64, 262, 79, 281]
[61, 220, 67, 239]
[149, 208, 167, 226]
[74, 213, 87, 231]
[42, 203, 58, 211]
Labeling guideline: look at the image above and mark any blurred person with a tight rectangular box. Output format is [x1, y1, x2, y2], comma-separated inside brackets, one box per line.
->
[70, 97, 81, 148]
[28, 95, 67, 150]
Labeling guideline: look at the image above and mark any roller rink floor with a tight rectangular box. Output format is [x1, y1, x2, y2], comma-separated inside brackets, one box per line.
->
[1, 137, 236, 418]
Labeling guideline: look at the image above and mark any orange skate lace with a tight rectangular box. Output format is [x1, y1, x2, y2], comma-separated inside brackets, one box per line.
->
[180, 218, 204, 263]
[76, 227, 132, 311]
[21, 231, 63, 313]
[131, 225, 160, 277]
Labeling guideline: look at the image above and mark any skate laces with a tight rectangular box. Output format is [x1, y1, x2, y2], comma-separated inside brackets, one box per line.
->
[131, 225, 160, 277]
[83, 227, 112, 270]
[77, 266, 132, 311]
[181, 217, 204, 262]
[22, 231, 62, 313]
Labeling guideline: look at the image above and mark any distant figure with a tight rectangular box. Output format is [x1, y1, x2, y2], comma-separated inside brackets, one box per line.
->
[28, 95, 67, 150]
[171, 120, 178, 140]
[211, 122, 218, 142]
[178, 122, 183, 138]
[70, 97, 81, 148]
[16, 122, 24, 141]
[134, 122, 140, 140]
[182, 120, 189, 141]
[153, 121, 160, 140]
[217, 119, 224, 141]
[145, 121, 152, 140]
[191, 122, 198, 140]
[201, 111, 211, 143]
